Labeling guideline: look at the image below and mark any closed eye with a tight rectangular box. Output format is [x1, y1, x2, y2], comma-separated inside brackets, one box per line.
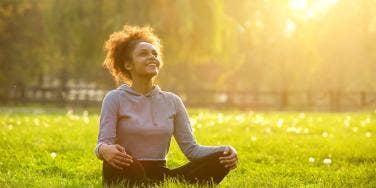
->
[139, 51, 148, 56]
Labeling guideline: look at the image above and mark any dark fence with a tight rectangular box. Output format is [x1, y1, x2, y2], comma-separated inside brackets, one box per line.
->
[176, 90, 376, 111]
[0, 86, 106, 107]
[1, 86, 376, 111]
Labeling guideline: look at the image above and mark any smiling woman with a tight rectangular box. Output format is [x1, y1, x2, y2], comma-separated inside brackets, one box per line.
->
[96, 25, 238, 187]
[103, 25, 163, 84]
[126, 42, 160, 79]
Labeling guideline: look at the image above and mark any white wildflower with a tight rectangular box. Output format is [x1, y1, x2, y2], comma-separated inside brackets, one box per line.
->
[83, 110, 89, 117]
[344, 119, 350, 128]
[286, 127, 296, 133]
[217, 113, 224, 124]
[66, 109, 74, 116]
[235, 115, 245, 123]
[365, 116, 371, 124]
[43, 122, 50, 128]
[295, 127, 302, 134]
[251, 136, 257, 142]
[33, 118, 40, 126]
[254, 115, 264, 125]
[83, 117, 90, 124]
[322, 132, 328, 138]
[365, 132, 372, 138]
[308, 157, 315, 163]
[50, 152, 57, 159]
[323, 158, 332, 165]
[277, 119, 284, 128]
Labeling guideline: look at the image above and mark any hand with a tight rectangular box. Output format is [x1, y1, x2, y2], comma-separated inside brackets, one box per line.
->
[219, 146, 238, 170]
[99, 144, 134, 170]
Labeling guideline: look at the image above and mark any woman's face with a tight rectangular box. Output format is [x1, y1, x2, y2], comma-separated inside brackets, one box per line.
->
[126, 42, 160, 80]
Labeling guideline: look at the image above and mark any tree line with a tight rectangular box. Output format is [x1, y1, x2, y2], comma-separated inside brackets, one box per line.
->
[1, 0, 375, 101]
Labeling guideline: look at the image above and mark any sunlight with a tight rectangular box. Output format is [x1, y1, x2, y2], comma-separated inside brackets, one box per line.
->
[289, 0, 339, 20]
[289, 0, 307, 11]
[255, 19, 264, 29]
[313, 0, 339, 12]
[284, 19, 296, 37]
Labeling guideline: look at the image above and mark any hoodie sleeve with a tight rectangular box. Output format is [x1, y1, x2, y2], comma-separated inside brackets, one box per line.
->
[172, 94, 227, 161]
[95, 90, 119, 160]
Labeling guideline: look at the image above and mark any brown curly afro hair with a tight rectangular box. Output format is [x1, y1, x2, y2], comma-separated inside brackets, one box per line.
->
[103, 25, 163, 83]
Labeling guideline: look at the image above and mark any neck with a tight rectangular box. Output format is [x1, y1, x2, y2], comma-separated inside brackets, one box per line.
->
[130, 77, 154, 95]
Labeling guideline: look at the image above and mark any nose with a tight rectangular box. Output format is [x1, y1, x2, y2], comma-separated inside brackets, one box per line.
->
[148, 56, 159, 64]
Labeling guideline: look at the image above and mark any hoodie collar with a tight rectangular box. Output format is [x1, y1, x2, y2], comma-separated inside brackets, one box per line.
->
[117, 84, 161, 97]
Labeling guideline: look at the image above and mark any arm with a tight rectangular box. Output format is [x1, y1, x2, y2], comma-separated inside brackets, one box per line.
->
[95, 91, 118, 160]
[95, 91, 133, 169]
[172, 95, 227, 161]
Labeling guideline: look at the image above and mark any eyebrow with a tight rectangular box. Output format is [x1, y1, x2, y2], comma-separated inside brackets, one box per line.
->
[137, 48, 157, 53]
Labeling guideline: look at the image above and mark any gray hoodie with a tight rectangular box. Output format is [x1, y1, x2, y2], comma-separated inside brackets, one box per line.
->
[95, 84, 226, 161]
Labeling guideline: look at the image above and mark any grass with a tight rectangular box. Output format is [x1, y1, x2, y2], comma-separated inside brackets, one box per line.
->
[0, 106, 375, 187]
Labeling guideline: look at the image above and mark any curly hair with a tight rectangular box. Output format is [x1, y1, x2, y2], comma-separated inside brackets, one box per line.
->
[103, 25, 163, 83]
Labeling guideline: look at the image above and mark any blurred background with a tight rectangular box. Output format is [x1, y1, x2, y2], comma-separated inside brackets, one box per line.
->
[0, 0, 375, 111]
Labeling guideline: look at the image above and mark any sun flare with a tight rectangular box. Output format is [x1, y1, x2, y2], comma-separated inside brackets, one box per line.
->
[289, 0, 339, 20]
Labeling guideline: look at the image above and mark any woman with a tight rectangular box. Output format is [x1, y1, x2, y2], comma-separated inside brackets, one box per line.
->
[95, 25, 238, 186]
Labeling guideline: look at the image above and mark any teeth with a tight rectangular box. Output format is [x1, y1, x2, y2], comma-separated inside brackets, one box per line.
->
[148, 64, 158, 69]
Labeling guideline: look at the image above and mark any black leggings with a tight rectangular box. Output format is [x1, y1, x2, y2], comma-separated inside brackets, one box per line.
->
[103, 151, 230, 187]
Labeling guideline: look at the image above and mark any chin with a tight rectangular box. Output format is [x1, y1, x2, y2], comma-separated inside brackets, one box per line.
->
[145, 71, 158, 78]
[149, 69, 159, 75]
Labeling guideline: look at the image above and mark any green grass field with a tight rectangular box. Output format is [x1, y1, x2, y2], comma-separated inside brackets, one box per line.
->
[0, 107, 375, 187]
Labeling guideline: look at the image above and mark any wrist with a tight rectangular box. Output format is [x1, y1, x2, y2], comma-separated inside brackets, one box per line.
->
[96, 143, 107, 160]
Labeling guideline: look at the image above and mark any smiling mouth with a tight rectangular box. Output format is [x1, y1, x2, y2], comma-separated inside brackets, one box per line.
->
[147, 63, 159, 70]
[147, 62, 159, 67]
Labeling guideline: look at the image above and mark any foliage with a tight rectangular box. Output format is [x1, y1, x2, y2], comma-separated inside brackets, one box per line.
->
[0, 0, 376, 91]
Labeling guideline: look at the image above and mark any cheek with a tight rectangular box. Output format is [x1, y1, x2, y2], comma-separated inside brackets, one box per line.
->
[134, 56, 148, 64]
[133, 62, 147, 72]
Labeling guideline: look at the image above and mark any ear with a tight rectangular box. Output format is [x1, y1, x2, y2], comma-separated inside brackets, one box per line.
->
[124, 62, 133, 71]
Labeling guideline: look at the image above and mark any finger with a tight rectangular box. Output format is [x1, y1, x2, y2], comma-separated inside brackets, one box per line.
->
[220, 157, 237, 165]
[113, 158, 131, 167]
[228, 151, 236, 158]
[116, 151, 133, 160]
[227, 163, 237, 170]
[220, 158, 237, 164]
[223, 147, 230, 155]
[224, 161, 237, 169]
[114, 155, 134, 164]
[227, 160, 238, 167]
[109, 162, 123, 170]
[219, 156, 232, 161]
[115, 144, 126, 153]
[219, 153, 237, 161]
[226, 151, 237, 158]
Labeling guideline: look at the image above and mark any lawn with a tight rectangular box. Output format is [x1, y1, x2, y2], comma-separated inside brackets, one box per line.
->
[0, 107, 375, 187]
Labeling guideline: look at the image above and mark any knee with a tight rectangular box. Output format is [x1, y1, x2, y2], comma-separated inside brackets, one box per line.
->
[201, 152, 229, 172]
[198, 153, 230, 184]
[204, 151, 225, 160]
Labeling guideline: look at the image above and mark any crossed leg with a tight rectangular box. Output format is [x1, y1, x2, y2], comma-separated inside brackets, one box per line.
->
[168, 151, 230, 185]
